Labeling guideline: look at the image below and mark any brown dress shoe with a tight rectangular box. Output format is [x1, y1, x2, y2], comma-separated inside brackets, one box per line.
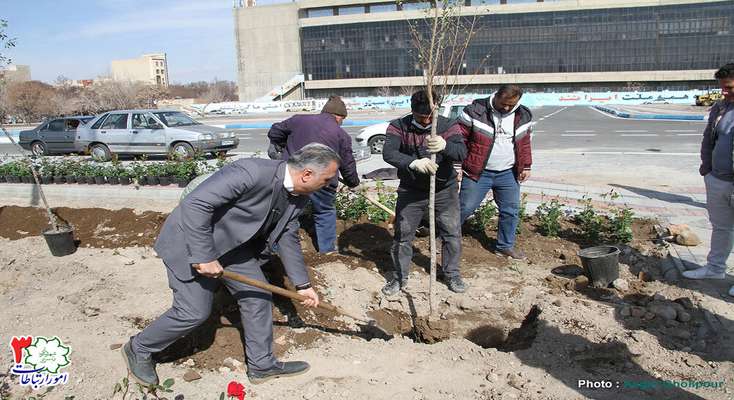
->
[497, 248, 526, 260]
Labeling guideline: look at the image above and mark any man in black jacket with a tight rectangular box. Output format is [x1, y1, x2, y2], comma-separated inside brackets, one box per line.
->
[381, 90, 468, 296]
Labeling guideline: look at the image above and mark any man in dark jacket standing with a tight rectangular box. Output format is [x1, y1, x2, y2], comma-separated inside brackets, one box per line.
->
[268, 96, 360, 254]
[457, 85, 533, 260]
[381, 90, 467, 296]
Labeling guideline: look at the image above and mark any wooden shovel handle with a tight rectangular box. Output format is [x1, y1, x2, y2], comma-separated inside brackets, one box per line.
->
[362, 194, 396, 217]
[220, 270, 358, 319]
[338, 178, 396, 218]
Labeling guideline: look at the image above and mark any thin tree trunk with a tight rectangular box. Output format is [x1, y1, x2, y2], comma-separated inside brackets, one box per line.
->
[428, 108, 439, 316]
[426, 3, 441, 317]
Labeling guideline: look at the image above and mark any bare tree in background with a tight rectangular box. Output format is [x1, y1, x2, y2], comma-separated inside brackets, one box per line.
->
[0, 82, 9, 123]
[198, 79, 238, 115]
[137, 84, 169, 109]
[404, 0, 481, 315]
[400, 86, 416, 98]
[7, 81, 57, 122]
[376, 86, 392, 98]
[53, 75, 83, 116]
[93, 80, 146, 112]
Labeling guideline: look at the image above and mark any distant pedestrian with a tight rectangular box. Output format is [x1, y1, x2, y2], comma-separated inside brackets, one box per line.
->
[684, 63, 734, 297]
[456, 85, 534, 260]
[267, 96, 360, 254]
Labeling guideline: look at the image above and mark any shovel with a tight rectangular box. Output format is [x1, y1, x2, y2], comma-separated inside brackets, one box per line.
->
[221, 270, 393, 340]
[338, 178, 396, 223]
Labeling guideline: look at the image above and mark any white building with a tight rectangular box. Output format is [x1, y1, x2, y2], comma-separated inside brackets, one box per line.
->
[111, 53, 169, 87]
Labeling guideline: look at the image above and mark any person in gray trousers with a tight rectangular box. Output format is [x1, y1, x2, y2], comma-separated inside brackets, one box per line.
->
[122, 144, 341, 386]
[685, 63, 734, 297]
[381, 90, 468, 296]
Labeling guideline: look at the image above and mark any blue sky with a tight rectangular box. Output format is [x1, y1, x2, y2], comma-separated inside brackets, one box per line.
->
[0, 0, 290, 84]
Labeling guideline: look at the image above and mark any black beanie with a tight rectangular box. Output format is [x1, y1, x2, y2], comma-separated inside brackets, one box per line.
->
[411, 89, 439, 115]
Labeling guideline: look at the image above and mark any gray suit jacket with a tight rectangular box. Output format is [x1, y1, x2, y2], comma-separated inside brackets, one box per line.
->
[154, 158, 310, 285]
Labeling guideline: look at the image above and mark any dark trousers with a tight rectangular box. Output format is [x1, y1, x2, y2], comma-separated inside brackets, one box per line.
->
[390, 182, 462, 281]
[131, 244, 278, 373]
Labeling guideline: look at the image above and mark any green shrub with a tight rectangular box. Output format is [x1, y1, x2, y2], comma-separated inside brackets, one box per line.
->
[535, 197, 563, 237]
[576, 195, 604, 243]
[470, 200, 497, 231]
[609, 205, 634, 243]
[38, 158, 56, 177]
[335, 190, 369, 221]
[130, 160, 147, 180]
[14, 160, 32, 177]
[173, 159, 197, 179]
[0, 161, 9, 176]
[366, 181, 397, 223]
[145, 163, 165, 177]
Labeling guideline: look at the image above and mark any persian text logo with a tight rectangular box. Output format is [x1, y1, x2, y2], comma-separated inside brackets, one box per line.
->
[9, 336, 71, 390]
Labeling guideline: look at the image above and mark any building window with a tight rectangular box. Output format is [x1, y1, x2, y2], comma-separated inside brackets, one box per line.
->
[369, 3, 398, 13]
[401, 2, 431, 11]
[338, 5, 364, 15]
[307, 8, 334, 17]
[300, 2, 734, 81]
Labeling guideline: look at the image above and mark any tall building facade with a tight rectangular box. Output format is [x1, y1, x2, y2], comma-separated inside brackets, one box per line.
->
[111, 53, 169, 87]
[234, 0, 734, 100]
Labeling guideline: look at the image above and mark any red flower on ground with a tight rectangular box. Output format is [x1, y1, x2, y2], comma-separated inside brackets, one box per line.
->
[227, 381, 246, 400]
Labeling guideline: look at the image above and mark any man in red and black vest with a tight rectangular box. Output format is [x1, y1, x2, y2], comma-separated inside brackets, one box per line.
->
[381, 89, 467, 296]
[458, 85, 533, 260]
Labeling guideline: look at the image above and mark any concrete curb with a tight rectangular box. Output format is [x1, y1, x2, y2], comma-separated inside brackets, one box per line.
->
[593, 105, 707, 121]
[215, 119, 386, 130]
[0, 183, 183, 212]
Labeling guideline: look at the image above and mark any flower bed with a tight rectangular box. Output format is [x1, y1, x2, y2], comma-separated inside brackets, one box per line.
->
[0, 156, 226, 187]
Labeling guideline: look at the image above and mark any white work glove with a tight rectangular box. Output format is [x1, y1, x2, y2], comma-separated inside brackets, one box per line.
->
[409, 158, 439, 175]
[426, 136, 446, 153]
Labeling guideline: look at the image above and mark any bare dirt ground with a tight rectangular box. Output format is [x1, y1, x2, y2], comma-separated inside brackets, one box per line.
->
[0, 206, 732, 400]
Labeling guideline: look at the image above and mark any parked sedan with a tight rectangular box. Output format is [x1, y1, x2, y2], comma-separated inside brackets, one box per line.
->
[76, 110, 239, 161]
[354, 103, 468, 154]
[18, 116, 94, 156]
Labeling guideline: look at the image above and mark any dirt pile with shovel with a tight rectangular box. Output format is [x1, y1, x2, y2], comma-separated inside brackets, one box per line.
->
[0, 206, 732, 400]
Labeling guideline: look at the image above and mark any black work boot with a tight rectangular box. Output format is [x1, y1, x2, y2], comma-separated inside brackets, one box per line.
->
[247, 361, 310, 384]
[381, 278, 407, 296]
[446, 276, 467, 293]
[121, 341, 159, 387]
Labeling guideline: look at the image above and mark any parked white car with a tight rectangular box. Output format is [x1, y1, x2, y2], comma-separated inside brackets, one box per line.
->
[76, 110, 239, 160]
[354, 103, 468, 154]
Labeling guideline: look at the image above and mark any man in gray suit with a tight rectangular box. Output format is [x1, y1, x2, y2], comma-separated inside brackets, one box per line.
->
[122, 144, 340, 386]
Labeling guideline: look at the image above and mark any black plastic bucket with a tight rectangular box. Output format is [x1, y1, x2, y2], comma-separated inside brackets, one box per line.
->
[42, 226, 77, 257]
[578, 245, 620, 288]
